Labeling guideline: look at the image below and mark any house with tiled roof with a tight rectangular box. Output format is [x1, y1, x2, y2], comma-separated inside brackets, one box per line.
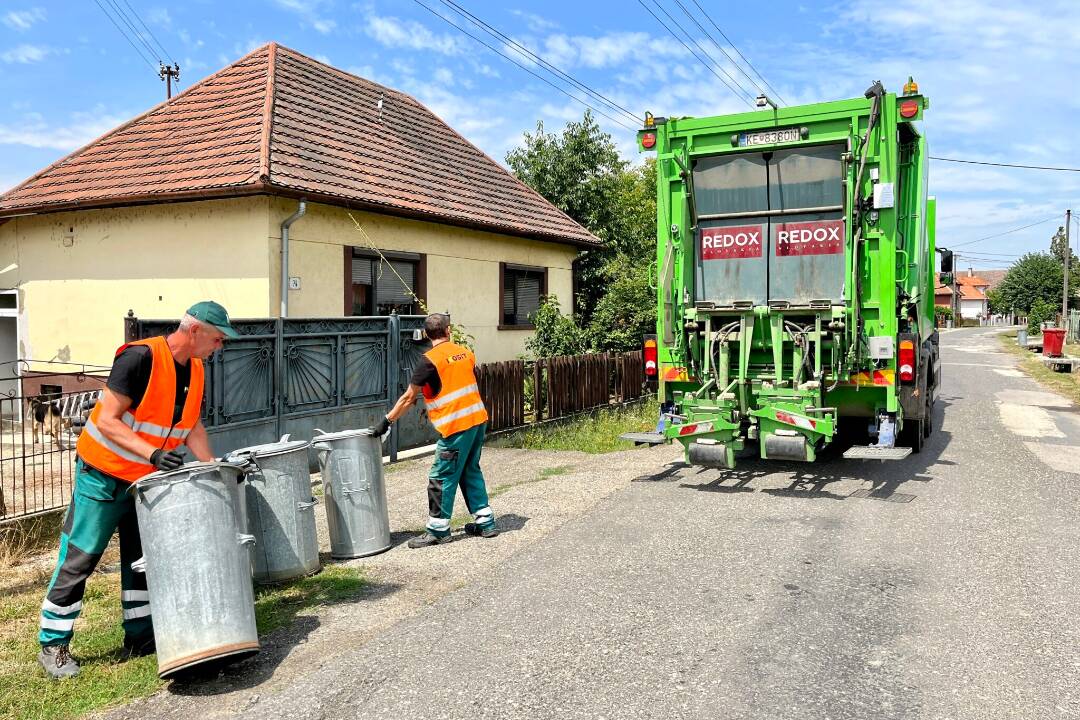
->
[0, 43, 599, 370]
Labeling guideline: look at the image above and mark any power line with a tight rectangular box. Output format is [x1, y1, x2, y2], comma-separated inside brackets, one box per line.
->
[690, 0, 786, 106]
[672, 0, 769, 103]
[411, 0, 637, 132]
[931, 156, 1080, 172]
[92, 0, 157, 70]
[435, 0, 639, 125]
[950, 216, 1060, 248]
[120, 0, 176, 65]
[104, 0, 161, 63]
[637, 0, 755, 107]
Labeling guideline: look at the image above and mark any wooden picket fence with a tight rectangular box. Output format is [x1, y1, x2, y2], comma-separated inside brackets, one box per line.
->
[474, 350, 646, 432]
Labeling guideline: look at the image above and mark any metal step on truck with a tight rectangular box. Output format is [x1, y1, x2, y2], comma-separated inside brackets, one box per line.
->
[622, 79, 944, 469]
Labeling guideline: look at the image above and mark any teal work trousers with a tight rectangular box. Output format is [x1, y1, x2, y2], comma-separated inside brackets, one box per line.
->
[425, 423, 495, 537]
[38, 460, 152, 647]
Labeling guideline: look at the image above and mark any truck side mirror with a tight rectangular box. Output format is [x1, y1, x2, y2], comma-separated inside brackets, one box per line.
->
[939, 249, 953, 274]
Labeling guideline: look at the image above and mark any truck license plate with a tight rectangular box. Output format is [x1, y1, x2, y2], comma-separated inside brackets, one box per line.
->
[739, 127, 800, 147]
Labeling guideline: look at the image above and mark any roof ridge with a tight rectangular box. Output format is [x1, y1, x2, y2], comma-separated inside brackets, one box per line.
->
[259, 42, 278, 183]
[0, 43, 273, 204]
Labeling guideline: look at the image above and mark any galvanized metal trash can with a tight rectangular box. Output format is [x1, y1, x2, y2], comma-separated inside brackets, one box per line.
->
[312, 428, 391, 559]
[1018, 328, 1028, 347]
[131, 461, 259, 678]
[226, 435, 321, 584]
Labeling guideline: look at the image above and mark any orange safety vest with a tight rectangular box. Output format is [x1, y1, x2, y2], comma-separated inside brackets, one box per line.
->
[77, 336, 205, 482]
[421, 341, 488, 438]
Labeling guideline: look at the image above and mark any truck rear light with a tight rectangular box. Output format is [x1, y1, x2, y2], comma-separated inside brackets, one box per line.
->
[898, 339, 916, 383]
[644, 337, 658, 376]
[899, 100, 919, 118]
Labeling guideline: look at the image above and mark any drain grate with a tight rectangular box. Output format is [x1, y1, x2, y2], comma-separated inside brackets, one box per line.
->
[850, 488, 916, 503]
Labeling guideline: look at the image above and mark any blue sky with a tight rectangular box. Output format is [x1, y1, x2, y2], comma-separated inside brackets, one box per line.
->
[2, 0, 1079, 269]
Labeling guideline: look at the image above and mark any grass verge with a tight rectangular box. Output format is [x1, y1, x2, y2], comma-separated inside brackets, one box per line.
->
[997, 332, 1080, 405]
[0, 562, 366, 720]
[494, 401, 659, 454]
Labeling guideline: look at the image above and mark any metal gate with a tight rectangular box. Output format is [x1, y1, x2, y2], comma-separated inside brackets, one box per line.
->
[125, 313, 439, 461]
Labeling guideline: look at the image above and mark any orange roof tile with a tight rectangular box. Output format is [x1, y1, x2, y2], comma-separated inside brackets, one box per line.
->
[0, 43, 599, 247]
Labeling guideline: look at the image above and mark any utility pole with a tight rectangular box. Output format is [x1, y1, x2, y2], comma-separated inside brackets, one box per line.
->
[1064, 209, 1073, 328]
[159, 63, 180, 99]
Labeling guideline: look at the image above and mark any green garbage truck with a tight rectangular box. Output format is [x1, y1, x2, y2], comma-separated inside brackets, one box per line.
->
[624, 79, 943, 468]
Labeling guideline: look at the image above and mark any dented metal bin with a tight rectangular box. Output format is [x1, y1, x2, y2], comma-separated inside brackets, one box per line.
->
[226, 435, 321, 584]
[131, 462, 259, 679]
[312, 428, 391, 559]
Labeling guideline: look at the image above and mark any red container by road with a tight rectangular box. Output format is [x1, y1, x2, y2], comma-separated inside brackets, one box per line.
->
[1043, 328, 1066, 357]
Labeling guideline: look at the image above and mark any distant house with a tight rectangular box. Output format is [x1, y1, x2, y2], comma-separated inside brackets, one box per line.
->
[956, 268, 991, 319]
[0, 42, 599, 386]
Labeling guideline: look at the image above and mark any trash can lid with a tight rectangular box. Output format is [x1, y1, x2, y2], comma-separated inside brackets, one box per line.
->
[224, 437, 311, 460]
[310, 427, 376, 443]
[133, 460, 246, 492]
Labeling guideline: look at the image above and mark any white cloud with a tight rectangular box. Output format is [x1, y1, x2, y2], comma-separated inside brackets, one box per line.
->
[365, 15, 468, 56]
[1, 44, 50, 64]
[275, 0, 336, 34]
[2, 8, 45, 31]
[146, 7, 171, 28]
[434, 67, 454, 86]
[0, 106, 129, 152]
[510, 10, 557, 34]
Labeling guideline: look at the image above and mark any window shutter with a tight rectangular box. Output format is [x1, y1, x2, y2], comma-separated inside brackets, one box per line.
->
[352, 258, 373, 285]
[516, 272, 541, 324]
[376, 259, 415, 304]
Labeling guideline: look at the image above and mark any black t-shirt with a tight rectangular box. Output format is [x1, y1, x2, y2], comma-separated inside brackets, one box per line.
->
[409, 357, 441, 397]
[107, 345, 193, 424]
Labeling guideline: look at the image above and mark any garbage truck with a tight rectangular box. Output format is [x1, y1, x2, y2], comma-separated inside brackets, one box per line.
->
[623, 79, 941, 468]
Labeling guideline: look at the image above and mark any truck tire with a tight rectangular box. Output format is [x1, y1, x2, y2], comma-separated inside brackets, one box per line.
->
[923, 393, 933, 438]
[902, 414, 925, 453]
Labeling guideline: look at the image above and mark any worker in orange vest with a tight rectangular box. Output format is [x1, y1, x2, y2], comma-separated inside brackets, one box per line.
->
[37, 301, 238, 679]
[371, 313, 497, 548]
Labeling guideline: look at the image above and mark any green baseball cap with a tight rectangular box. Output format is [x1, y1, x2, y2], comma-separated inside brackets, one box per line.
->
[186, 300, 239, 338]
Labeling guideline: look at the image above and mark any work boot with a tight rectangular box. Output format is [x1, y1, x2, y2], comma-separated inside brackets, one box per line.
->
[38, 644, 80, 679]
[407, 531, 451, 549]
[464, 523, 499, 538]
[121, 634, 156, 659]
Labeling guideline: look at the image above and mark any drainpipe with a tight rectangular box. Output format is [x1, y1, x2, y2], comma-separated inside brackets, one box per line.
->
[280, 200, 306, 318]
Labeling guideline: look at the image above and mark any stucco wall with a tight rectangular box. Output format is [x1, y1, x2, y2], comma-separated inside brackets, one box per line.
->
[0, 197, 271, 369]
[267, 198, 579, 361]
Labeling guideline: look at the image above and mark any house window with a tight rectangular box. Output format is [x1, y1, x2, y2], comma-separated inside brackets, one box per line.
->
[350, 250, 424, 316]
[500, 263, 547, 329]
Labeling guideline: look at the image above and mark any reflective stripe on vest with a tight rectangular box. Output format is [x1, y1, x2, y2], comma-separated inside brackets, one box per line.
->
[422, 342, 487, 438]
[76, 336, 204, 482]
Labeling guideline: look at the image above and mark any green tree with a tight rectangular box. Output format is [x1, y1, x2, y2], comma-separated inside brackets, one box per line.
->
[1028, 297, 1056, 333]
[1050, 225, 1078, 267]
[994, 252, 1076, 314]
[506, 112, 629, 323]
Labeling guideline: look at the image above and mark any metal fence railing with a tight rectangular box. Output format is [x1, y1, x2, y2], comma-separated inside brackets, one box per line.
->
[0, 384, 105, 522]
[1068, 310, 1080, 344]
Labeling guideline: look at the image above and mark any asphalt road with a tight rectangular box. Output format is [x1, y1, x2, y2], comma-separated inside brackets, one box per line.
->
[123, 327, 1080, 720]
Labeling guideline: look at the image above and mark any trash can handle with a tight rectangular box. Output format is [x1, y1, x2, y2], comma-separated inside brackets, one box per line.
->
[312, 442, 332, 469]
[237, 533, 257, 546]
[280, 433, 291, 442]
[341, 480, 371, 495]
[131, 556, 147, 573]
[297, 498, 318, 510]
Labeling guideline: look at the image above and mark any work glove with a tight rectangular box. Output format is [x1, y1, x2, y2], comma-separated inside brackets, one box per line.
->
[150, 449, 185, 471]
[370, 415, 391, 440]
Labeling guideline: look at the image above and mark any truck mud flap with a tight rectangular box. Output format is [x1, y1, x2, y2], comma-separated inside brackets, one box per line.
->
[842, 446, 913, 461]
